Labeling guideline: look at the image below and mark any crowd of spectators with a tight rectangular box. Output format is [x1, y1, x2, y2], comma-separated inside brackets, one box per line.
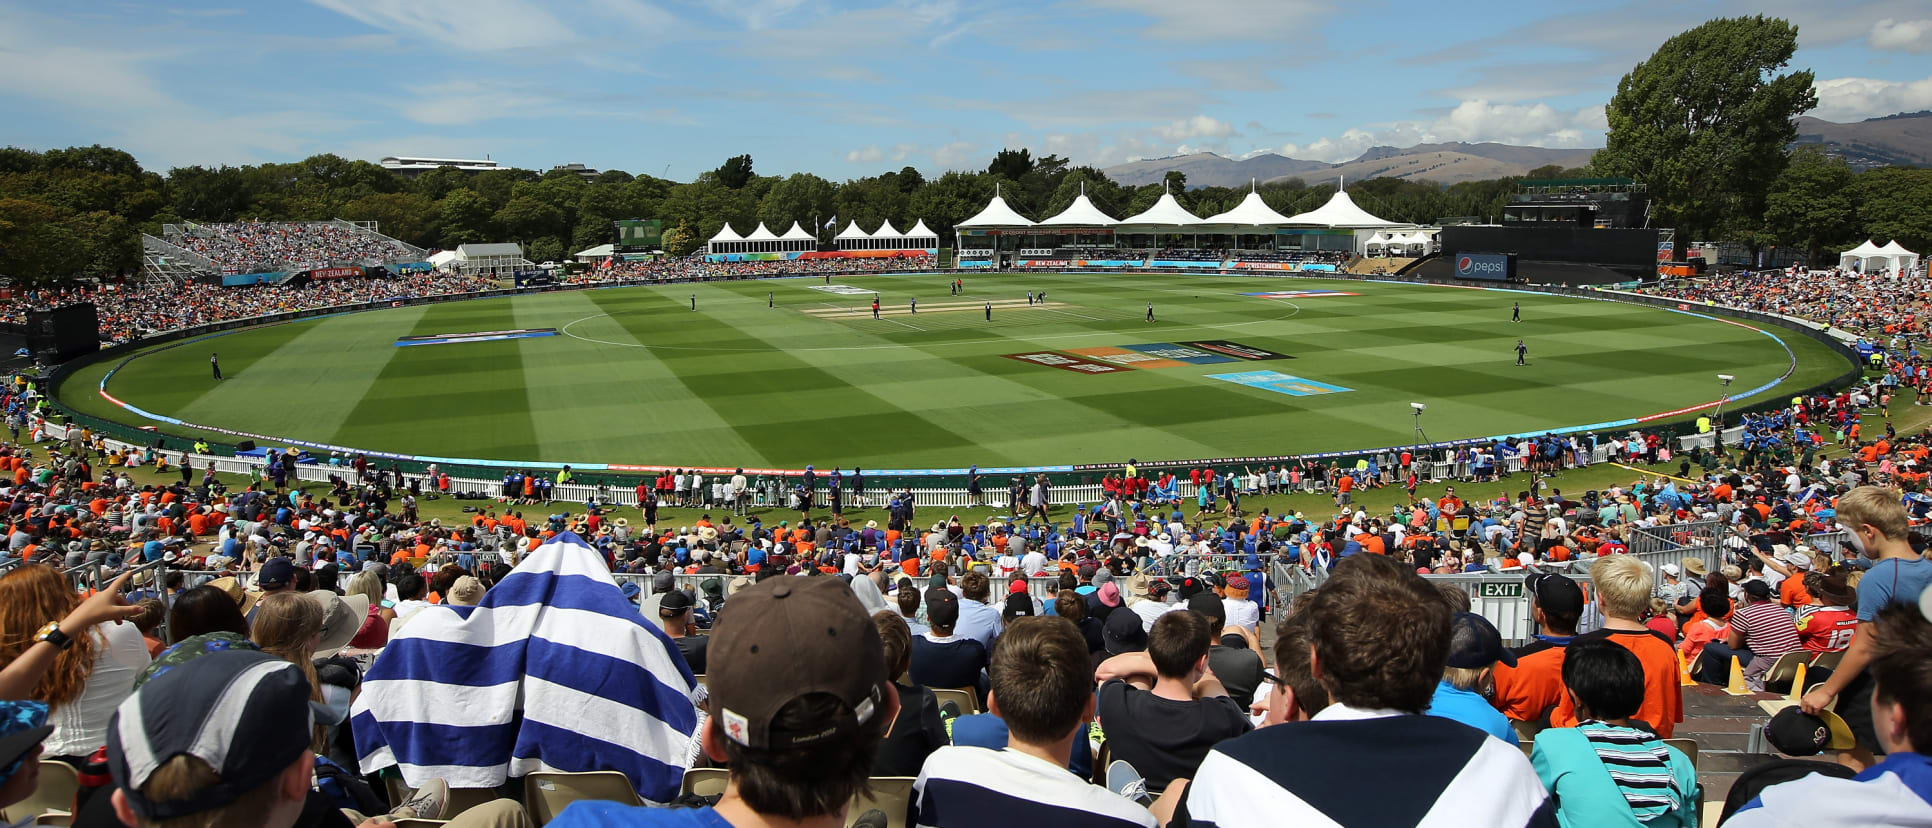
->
[2, 261, 1932, 827]
[171, 222, 419, 275]
[1644, 266, 1932, 339]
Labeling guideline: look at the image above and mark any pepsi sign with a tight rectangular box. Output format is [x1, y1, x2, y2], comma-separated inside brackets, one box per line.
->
[1454, 252, 1512, 281]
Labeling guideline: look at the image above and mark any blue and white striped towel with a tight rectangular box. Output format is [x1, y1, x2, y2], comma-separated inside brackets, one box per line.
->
[350, 532, 698, 802]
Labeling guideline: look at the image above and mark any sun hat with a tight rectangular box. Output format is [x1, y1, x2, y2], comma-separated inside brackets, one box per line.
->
[706, 576, 886, 750]
[1096, 582, 1122, 608]
[107, 650, 316, 822]
[1102, 609, 1148, 654]
[447, 576, 486, 606]
[306, 590, 369, 659]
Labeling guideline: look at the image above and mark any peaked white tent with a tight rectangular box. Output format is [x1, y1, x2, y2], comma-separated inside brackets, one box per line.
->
[874, 220, 904, 239]
[780, 222, 815, 241]
[1037, 184, 1119, 226]
[1281, 190, 1408, 228]
[1840, 240, 1888, 272]
[1118, 186, 1205, 227]
[1878, 240, 1920, 275]
[574, 243, 615, 261]
[743, 222, 779, 242]
[1204, 182, 1294, 226]
[903, 219, 939, 251]
[956, 184, 1036, 228]
[708, 224, 743, 244]
[835, 221, 872, 241]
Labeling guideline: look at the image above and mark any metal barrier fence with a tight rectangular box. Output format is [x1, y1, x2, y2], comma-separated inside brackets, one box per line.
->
[1269, 562, 1596, 646]
[1804, 530, 1853, 557]
[1626, 518, 1723, 582]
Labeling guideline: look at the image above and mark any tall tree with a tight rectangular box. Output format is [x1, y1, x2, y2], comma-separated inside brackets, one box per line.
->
[1854, 166, 1932, 255]
[715, 154, 755, 189]
[1760, 146, 1855, 264]
[1592, 16, 1816, 239]
[986, 148, 1035, 181]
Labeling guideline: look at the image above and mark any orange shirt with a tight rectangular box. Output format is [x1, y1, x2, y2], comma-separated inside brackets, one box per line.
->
[1780, 575, 1813, 608]
[1551, 628, 1683, 737]
[1359, 535, 1386, 555]
[1493, 640, 1568, 723]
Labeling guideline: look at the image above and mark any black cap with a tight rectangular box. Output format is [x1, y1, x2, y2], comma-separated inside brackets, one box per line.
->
[1446, 612, 1518, 669]
[1186, 591, 1226, 628]
[257, 557, 296, 589]
[1103, 609, 1148, 654]
[1743, 580, 1773, 599]
[1765, 706, 1855, 756]
[659, 588, 696, 617]
[1526, 573, 1585, 618]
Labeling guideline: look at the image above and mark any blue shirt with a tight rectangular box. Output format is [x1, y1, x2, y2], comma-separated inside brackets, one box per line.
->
[952, 597, 1004, 652]
[1426, 680, 1518, 745]
[1858, 557, 1932, 621]
[549, 802, 732, 827]
[950, 713, 1093, 779]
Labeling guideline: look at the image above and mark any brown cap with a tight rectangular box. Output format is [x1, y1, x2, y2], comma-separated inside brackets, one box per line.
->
[708, 576, 887, 750]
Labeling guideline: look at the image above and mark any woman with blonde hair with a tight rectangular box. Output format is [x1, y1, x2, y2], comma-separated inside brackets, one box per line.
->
[250, 592, 330, 751]
[0, 564, 150, 762]
[344, 569, 396, 649]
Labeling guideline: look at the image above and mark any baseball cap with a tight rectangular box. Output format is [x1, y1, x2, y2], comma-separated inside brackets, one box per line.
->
[0, 700, 52, 788]
[1743, 580, 1773, 600]
[1661, 563, 1681, 577]
[1103, 608, 1148, 654]
[1765, 706, 1856, 756]
[107, 650, 315, 822]
[706, 576, 886, 750]
[1445, 612, 1518, 669]
[659, 588, 696, 617]
[652, 570, 676, 593]
[1525, 573, 1585, 619]
[257, 557, 296, 590]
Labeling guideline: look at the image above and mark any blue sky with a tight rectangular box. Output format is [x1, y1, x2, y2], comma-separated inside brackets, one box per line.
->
[2, 0, 1929, 179]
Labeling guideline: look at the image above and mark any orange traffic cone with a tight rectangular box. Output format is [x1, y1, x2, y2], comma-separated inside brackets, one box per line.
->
[1725, 655, 1750, 696]
[1788, 662, 1808, 704]
[1677, 648, 1696, 686]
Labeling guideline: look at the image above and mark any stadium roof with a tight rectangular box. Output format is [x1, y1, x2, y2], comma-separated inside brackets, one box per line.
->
[1117, 186, 1204, 226]
[1036, 185, 1118, 226]
[835, 221, 871, 239]
[455, 242, 523, 258]
[875, 220, 904, 239]
[1282, 190, 1407, 228]
[709, 224, 743, 243]
[1204, 183, 1293, 226]
[957, 184, 1035, 227]
[907, 219, 937, 238]
[744, 222, 779, 241]
[575, 243, 615, 258]
[780, 222, 815, 241]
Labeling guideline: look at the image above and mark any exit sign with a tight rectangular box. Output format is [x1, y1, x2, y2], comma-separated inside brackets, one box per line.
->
[1479, 583, 1524, 598]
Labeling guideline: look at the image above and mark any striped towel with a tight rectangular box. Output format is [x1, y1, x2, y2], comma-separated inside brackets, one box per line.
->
[350, 532, 698, 802]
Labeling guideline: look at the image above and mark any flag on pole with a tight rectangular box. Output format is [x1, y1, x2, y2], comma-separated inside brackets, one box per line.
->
[350, 532, 698, 802]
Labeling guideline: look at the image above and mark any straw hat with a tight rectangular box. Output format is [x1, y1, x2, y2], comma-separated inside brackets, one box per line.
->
[1681, 557, 1708, 577]
[307, 590, 369, 659]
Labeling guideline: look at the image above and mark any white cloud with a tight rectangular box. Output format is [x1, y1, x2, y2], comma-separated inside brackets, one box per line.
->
[1153, 115, 1235, 141]
[1871, 18, 1932, 52]
[1079, 0, 1327, 41]
[1249, 100, 1606, 163]
[932, 141, 978, 168]
[306, 0, 580, 50]
[1812, 75, 1932, 122]
[846, 145, 885, 163]
[889, 143, 918, 162]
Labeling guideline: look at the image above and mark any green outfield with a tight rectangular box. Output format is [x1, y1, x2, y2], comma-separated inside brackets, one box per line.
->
[59, 273, 1852, 469]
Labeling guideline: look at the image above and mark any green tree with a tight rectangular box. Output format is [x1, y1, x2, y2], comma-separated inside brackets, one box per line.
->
[167, 166, 250, 222]
[526, 235, 566, 263]
[759, 173, 836, 236]
[1592, 16, 1816, 239]
[340, 192, 441, 247]
[986, 148, 1035, 180]
[1761, 146, 1855, 264]
[715, 154, 755, 189]
[662, 221, 700, 257]
[437, 188, 495, 247]
[1163, 170, 1188, 192]
[1855, 166, 1932, 255]
[492, 195, 568, 242]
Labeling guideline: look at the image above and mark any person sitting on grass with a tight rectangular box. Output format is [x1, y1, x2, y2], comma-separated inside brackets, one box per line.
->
[1531, 638, 1699, 827]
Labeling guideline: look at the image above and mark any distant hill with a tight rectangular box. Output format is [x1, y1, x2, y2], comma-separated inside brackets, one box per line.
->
[1793, 112, 1932, 169]
[1103, 152, 1329, 188]
[1104, 142, 1598, 189]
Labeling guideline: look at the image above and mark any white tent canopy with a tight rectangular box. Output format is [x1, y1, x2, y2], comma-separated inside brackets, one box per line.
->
[780, 222, 815, 241]
[835, 221, 872, 240]
[1878, 240, 1920, 274]
[956, 184, 1036, 227]
[906, 219, 937, 239]
[1118, 188, 1204, 227]
[744, 222, 779, 242]
[708, 224, 743, 243]
[1840, 239, 1888, 271]
[1282, 190, 1408, 228]
[1037, 185, 1119, 226]
[1203, 183, 1293, 226]
[874, 220, 904, 239]
[574, 243, 614, 259]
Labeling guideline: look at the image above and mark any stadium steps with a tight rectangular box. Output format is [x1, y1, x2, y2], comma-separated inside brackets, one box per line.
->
[330, 218, 429, 259]
[1678, 683, 1787, 804]
[140, 233, 218, 281]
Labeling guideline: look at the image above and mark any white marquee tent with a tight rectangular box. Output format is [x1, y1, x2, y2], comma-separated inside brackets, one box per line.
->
[1282, 190, 1410, 229]
[1879, 240, 1920, 275]
[1840, 239, 1889, 272]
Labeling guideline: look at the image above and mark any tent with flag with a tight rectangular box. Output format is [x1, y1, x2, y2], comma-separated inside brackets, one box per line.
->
[350, 533, 698, 802]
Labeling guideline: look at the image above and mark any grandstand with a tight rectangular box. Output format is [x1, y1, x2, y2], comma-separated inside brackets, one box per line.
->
[142, 219, 428, 281]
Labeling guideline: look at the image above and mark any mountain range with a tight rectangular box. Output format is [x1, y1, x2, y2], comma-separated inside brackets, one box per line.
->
[1104, 112, 1932, 187]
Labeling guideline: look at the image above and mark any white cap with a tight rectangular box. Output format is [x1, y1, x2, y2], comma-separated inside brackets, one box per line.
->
[1661, 563, 1681, 577]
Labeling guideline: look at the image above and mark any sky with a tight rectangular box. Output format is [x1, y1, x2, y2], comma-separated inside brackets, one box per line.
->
[2, 0, 1930, 180]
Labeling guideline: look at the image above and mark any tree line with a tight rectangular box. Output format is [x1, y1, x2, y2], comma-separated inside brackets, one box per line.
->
[2, 15, 1929, 286]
